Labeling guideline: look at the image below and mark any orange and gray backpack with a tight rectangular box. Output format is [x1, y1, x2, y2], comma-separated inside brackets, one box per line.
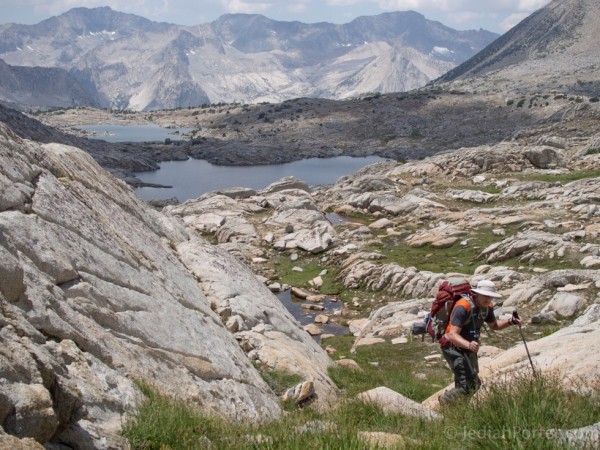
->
[426, 277, 473, 346]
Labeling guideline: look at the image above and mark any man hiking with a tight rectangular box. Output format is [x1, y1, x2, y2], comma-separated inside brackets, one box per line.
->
[439, 279, 521, 404]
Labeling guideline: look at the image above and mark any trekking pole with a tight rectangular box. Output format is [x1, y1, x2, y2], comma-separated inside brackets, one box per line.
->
[513, 311, 536, 377]
[483, 322, 492, 338]
[463, 349, 477, 376]
[462, 346, 483, 390]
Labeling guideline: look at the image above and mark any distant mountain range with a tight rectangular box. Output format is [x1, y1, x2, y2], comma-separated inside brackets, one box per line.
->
[0, 7, 498, 110]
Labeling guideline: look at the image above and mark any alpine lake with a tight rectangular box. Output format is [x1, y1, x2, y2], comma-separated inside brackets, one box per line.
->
[81, 123, 385, 336]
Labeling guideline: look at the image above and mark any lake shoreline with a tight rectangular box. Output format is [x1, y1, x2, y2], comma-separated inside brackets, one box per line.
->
[135, 155, 389, 202]
[73, 123, 195, 143]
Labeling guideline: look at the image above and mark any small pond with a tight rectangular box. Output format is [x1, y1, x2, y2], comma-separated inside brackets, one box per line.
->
[276, 290, 348, 343]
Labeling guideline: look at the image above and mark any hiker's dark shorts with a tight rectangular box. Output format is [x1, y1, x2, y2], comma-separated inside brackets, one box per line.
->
[440, 346, 481, 404]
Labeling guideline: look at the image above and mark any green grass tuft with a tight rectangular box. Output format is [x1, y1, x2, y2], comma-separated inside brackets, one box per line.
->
[437, 372, 600, 450]
[122, 384, 228, 449]
[326, 335, 449, 401]
[512, 169, 600, 184]
[274, 254, 344, 295]
[257, 366, 304, 396]
[123, 366, 600, 449]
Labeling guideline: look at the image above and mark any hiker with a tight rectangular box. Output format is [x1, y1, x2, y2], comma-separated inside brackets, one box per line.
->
[439, 279, 521, 404]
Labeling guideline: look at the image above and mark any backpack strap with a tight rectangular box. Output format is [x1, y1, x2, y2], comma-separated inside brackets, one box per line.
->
[444, 295, 475, 334]
[460, 294, 475, 320]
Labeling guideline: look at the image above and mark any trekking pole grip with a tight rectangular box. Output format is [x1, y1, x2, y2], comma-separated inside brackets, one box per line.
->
[512, 310, 521, 327]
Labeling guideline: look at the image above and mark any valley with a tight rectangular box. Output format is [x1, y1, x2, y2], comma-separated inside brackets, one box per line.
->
[2, 0, 600, 448]
[32, 87, 571, 181]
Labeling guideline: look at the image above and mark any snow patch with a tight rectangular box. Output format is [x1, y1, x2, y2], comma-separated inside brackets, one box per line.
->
[79, 30, 117, 39]
[432, 46, 454, 55]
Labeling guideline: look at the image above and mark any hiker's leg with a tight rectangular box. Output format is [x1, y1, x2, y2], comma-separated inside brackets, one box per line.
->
[440, 347, 469, 403]
[439, 387, 465, 404]
[442, 347, 464, 386]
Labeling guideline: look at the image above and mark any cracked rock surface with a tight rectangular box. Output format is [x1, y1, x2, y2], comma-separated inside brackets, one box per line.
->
[0, 124, 338, 448]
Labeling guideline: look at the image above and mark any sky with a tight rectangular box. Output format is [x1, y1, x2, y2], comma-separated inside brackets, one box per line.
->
[0, 0, 552, 33]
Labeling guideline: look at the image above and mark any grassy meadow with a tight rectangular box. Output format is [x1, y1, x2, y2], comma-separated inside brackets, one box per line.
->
[123, 334, 600, 449]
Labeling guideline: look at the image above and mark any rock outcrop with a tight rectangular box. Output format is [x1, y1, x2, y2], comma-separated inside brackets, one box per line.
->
[0, 124, 337, 447]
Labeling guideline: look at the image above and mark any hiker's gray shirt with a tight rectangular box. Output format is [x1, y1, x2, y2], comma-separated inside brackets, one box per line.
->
[448, 296, 496, 342]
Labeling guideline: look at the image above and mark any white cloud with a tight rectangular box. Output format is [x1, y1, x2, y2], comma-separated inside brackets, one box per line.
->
[517, 0, 549, 11]
[29, 0, 171, 20]
[499, 12, 530, 31]
[286, 1, 310, 14]
[446, 11, 486, 27]
[220, 0, 275, 14]
[377, 0, 464, 12]
[376, 0, 551, 14]
[220, 0, 314, 19]
[326, 0, 364, 5]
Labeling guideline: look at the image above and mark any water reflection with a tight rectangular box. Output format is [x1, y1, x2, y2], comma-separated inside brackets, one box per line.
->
[136, 155, 386, 202]
[74, 124, 194, 143]
[325, 212, 365, 225]
[276, 290, 347, 343]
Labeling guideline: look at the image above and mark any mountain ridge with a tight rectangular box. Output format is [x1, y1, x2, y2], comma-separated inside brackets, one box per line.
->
[436, 0, 600, 94]
[0, 7, 498, 110]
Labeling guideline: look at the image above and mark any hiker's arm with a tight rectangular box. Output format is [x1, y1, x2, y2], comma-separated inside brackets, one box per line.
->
[445, 325, 479, 352]
[488, 318, 514, 331]
[487, 306, 515, 331]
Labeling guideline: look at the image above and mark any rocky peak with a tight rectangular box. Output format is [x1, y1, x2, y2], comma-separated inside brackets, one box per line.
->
[437, 0, 600, 94]
[345, 11, 497, 63]
[39, 6, 158, 36]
